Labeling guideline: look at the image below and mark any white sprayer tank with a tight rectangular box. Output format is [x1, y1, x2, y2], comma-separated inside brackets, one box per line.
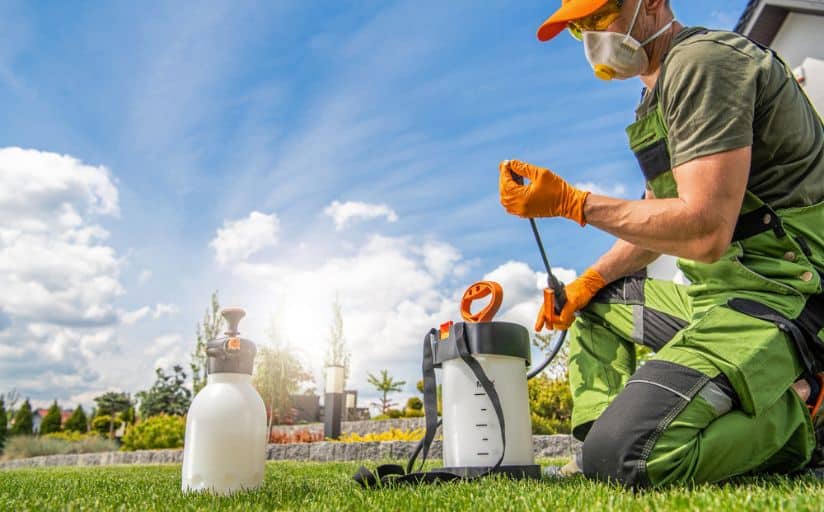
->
[436, 322, 534, 469]
[181, 308, 267, 495]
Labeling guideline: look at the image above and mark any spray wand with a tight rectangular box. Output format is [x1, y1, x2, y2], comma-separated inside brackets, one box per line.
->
[510, 172, 567, 314]
[510, 171, 569, 379]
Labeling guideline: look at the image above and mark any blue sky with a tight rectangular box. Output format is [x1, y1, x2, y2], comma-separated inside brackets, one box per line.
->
[0, 0, 749, 410]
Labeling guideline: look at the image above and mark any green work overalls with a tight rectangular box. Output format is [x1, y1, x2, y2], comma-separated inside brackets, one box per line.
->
[568, 32, 824, 487]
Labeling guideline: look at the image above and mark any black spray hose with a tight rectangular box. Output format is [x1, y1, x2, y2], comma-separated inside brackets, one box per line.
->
[527, 330, 566, 380]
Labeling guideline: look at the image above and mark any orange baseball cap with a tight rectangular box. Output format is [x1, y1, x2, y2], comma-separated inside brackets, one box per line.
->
[537, 0, 610, 42]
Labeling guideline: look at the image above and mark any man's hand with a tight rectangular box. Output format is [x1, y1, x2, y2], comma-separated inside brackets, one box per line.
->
[535, 268, 606, 331]
[499, 159, 590, 225]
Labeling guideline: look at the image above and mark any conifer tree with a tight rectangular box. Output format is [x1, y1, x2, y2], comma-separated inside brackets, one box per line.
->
[192, 291, 223, 394]
[64, 405, 88, 433]
[0, 398, 7, 453]
[40, 400, 62, 435]
[10, 399, 33, 435]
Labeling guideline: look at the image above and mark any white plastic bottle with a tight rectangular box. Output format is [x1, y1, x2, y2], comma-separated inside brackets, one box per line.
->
[441, 353, 534, 468]
[437, 322, 535, 470]
[181, 307, 267, 495]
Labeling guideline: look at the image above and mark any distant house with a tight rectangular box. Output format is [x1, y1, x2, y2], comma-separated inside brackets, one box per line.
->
[32, 408, 74, 434]
[736, 0, 824, 110]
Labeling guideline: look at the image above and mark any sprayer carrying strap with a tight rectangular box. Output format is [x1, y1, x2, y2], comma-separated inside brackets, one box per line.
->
[353, 326, 507, 487]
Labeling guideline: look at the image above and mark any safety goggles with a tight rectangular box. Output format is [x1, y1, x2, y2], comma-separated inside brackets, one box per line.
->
[567, 0, 624, 41]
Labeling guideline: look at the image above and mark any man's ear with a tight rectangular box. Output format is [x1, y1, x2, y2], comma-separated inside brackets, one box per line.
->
[645, 0, 669, 13]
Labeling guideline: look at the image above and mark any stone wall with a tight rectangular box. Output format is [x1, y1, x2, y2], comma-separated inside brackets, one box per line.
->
[270, 417, 426, 436]
[0, 435, 580, 470]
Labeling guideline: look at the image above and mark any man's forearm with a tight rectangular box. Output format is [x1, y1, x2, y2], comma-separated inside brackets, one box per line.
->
[580, 147, 750, 263]
[583, 194, 734, 263]
[591, 239, 660, 284]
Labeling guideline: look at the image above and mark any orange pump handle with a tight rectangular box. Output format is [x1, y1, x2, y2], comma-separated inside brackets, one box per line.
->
[460, 281, 503, 323]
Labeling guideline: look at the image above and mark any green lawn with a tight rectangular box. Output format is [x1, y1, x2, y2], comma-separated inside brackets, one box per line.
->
[1, 459, 823, 511]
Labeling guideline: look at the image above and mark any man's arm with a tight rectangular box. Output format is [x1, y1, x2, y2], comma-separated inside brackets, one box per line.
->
[591, 239, 660, 284]
[584, 146, 751, 263]
[588, 189, 661, 284]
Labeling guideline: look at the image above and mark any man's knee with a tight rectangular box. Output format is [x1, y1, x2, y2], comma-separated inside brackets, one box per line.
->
[581, 360, 716, 487]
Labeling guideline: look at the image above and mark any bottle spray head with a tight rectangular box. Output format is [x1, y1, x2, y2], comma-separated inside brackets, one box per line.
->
[205, 307, 256, 376]
[221, 307, 246, 336]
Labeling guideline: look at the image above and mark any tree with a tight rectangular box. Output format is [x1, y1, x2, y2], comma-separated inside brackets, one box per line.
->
[120, 406, 136, 427]
[93, 392, 132, 439]
[91, 415, 123, 436]
[40, 400, 62, 435]
[367, 370, 406, 414]
[1, 389, 20, 418]
[64, 405, 88, 433]
[136, 365, 192, 418]
[192, 291, 224, 395]
[254, 322, 313, 433]
[325, 297, 351, 386]
[10, 399, 33, 435]
[0, 398, 7, 453]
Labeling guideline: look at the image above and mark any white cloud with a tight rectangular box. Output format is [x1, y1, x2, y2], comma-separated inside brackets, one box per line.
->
[210, 211, 279, 265]
[121, 306, 151, 325]
[153, 303, 179, 318]
[574, 181, 628, 198]
[120, 303, 179, 325]
[225, 231, 574, 408]
[147, 334, 187, 371]
[0, 148, 125, 402]
[324, 200, 399, 231]
[137, 270, 152, 285]
[419, 241, 461, 282]
[147, 334, 182, 357]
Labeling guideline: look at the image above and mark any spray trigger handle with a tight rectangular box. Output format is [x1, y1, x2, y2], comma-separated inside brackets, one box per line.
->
[548, 277, 567, 315]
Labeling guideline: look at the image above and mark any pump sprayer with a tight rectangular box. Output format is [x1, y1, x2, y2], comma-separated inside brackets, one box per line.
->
[354, 178, 568, 486]
[356, 268, 567, 486]
[181, 307, 267, 495]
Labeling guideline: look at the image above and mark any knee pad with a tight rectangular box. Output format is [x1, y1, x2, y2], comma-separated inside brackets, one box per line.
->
[581, 360, 710, 486]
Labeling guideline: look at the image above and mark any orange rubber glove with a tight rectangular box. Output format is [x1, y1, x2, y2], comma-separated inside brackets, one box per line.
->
[535, 268, 607, 331]
[499, 159, 590, 226]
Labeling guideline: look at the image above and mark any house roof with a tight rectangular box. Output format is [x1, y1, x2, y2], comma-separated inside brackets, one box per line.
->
[33, 408, 75, 423]
[735, 0, 824, 45]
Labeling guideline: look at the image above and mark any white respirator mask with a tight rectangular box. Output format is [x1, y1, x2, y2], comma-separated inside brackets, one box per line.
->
[583, 0, 674, 81]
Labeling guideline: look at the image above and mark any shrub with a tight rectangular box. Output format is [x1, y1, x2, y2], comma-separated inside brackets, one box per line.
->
[405, 397, 423, 410]
[91, 415, 122, 436]
[404, 397, 424, 416]
[1, 434, 117, 460]
[528, 373, 572, 435]
[268, 429, 324, 444]
[120, 415, 185, 451]
[385, 409, 403, 419]
[337, 428, 424, 443]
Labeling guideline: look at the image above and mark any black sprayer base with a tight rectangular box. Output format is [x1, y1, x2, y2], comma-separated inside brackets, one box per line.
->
[438, 465, 541, 480]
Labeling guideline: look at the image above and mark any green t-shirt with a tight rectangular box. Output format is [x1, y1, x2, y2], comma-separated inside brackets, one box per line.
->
[636, 27, 824, 209]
